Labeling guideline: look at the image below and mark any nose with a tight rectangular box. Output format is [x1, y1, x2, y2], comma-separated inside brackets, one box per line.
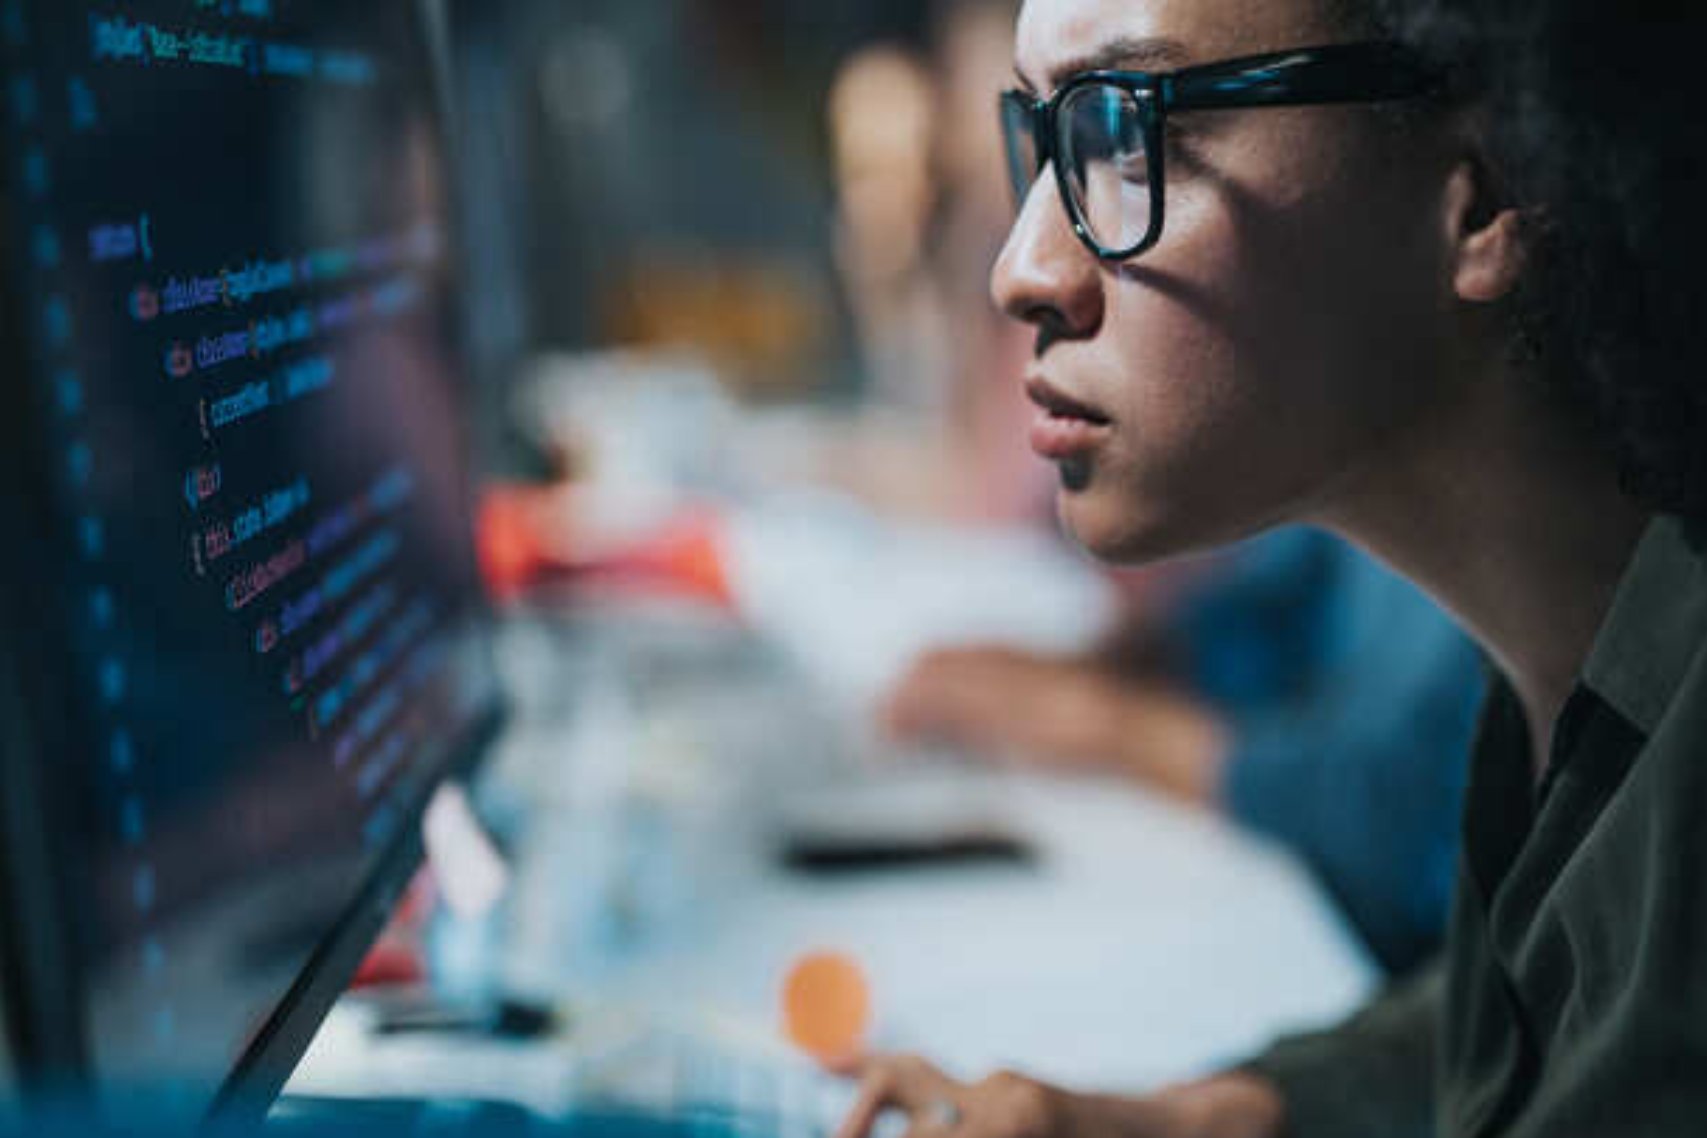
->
[990, 169, 1104, 344]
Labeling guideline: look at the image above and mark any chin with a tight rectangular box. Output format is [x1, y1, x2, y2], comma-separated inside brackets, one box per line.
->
[1056, 476, 1250, 567]
[1058, 485, 1180, 565]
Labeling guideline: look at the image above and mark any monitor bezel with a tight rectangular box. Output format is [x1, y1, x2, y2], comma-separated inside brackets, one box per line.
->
[0, 0, 508, 1120]
[0, 549, 93, 1097]
[211, 712, 505, 1124]
[0, 61, 101, 1092]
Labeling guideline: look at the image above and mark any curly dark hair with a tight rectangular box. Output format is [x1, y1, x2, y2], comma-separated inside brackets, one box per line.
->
[1348, 1, 1707, 525]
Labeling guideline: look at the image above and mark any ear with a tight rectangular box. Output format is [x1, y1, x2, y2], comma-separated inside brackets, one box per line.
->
[1443, 160, 1526, 303]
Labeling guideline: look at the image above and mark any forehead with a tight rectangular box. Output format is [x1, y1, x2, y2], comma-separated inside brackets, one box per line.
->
[1015, 0, 1347, 91]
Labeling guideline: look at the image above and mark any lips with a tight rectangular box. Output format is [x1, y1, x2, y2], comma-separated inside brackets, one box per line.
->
[1026, 376, 1112, 462]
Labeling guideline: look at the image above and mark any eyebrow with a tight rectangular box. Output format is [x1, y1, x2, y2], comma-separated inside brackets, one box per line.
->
[1015, 35, 1191, 95]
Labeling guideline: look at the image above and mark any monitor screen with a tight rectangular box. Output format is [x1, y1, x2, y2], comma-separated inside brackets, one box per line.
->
[0, 0, 499, 1115]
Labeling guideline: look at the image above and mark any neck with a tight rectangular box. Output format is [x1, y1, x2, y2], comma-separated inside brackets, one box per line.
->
[1315, 363, 1650, 777]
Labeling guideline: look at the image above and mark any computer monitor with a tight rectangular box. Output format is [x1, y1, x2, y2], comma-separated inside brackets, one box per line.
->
[0, 0, 503, 1122]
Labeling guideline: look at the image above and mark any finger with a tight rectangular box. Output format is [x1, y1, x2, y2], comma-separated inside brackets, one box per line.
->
[882, 682, 979, 745]
[833, 1056, 955, 1138]
[879, 687, 930, 738]
[899, 1095, 967, 1138]
[833, 1076, 892, 1138]
[821, 1049, 870, 1080]
[881, 663, 954, 735]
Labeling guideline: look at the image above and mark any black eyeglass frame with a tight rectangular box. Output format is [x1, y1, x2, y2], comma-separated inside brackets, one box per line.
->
[1000, 41, 1445, 262]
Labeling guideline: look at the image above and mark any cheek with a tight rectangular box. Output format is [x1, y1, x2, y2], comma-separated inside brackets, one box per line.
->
[1061, 170, 1445, 561]
[1100, 281, 1246, 478]
[1053, 282, 1261, 560]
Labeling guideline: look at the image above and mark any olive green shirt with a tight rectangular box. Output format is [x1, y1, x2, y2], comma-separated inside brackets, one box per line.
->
[1247, 515, 1707, 1137]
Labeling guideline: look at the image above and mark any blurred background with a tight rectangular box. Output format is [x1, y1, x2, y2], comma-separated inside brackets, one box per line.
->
[443, 0, 1037, 506]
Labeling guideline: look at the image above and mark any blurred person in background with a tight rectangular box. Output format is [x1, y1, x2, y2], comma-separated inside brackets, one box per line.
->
[885, 527, 1484, 977]
[838, 0, 1484, 977]
[822, 2, 1054, 522]
[829, 44, 948, 414]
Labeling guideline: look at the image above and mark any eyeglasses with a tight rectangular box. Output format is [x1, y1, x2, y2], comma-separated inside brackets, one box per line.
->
[999, 41, 1444, 262]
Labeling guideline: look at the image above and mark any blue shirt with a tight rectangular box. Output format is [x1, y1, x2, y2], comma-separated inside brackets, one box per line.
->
[1174, 527, 1484, 975]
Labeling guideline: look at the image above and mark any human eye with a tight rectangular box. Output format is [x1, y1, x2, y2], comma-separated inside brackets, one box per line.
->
[1063, 84, 1149, 183]
[1116, 144, 1150, 184]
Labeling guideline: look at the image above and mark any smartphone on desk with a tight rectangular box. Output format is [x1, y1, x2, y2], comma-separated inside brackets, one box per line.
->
[774, 771, 1036, 874]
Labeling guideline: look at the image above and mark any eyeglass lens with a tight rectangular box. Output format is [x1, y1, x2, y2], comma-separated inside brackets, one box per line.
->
[1059, 83, 1151, 254]
[1000, 92, 1040, 209]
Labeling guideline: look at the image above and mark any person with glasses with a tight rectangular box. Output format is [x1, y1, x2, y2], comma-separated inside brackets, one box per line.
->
[833, 1, 1707, 1136]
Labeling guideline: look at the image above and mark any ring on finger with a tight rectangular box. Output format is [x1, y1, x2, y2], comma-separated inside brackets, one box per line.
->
[922, 1097, 962, 1130]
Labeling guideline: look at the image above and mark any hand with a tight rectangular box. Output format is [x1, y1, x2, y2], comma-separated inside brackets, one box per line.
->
[883, 647, 1126, 764]
[832, 1054, 1288, 1138]
[832, 1054, 1108, 1138]
[881, 647, 1229, 805]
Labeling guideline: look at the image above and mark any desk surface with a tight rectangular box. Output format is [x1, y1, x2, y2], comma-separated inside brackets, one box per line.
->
[290, 603, 1378, 1113]
[539, 768, 1378, 1090]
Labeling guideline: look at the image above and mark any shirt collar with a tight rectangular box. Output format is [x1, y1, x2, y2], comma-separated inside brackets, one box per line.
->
[1582, 515, 1707, 734]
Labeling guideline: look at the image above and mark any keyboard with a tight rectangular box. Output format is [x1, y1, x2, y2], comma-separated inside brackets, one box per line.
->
[565, 1019, 852, 1138]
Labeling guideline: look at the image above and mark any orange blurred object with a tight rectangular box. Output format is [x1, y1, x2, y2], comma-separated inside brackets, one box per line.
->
[351, 941, 427, 989]
[477, 484, 736, 609]
[781, 951, 871, 1063]
[476, 486, 554, 602]
[623, 510, 734, 608]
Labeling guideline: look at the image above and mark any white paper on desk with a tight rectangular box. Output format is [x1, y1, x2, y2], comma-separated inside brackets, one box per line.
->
[723, 493, 1119, 710]
[423, 785, 510, 920]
